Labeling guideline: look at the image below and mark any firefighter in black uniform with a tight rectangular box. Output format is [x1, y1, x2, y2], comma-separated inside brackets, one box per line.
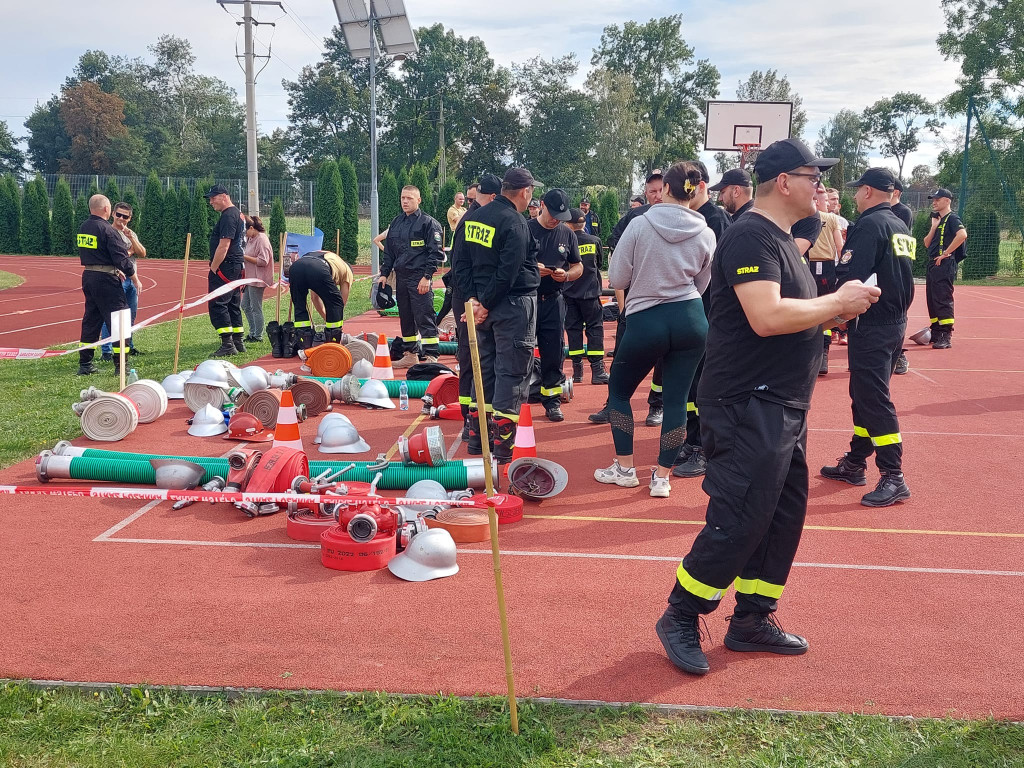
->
[529, 188, 583, 421]
[205, 185, 247, 357]
[580, 197, 600, 237]
[821, 168, 916, 506]
[923, 188, 967, 349]
[76, 194, 136, 376]
[450, 167, 541, 462]
[564, 208, 607, 385]
[656, 139, 881, 676]
[709, 167, 754, 220]
[890, 178, 913, 228]
[288, 250, 353, 349]
[674, 161, 731, 479]
[379, 185, 445, 367]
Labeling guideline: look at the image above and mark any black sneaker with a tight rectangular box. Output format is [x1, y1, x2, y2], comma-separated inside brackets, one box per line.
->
[100, 353, 113, 362]
[588, 405, 610, 424]
[724, 612, 808, 655]
[820, 454, 868, 486]
[645, 405, 663, 427]
[76, 363, 99, 376]
[545, 405, 564, 422]
[933, 333, 952, 350]
[894, 352, 909, 375]
[672, 445, 706, 478]
[655, 607, 710, 675]
[128, 348, 144, 356]
[861, 472, 911, 507]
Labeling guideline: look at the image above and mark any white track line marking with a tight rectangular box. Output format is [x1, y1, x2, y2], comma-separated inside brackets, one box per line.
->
[93, 501, 163, 542]
[808, 428, 1022, 438]
[960, 290, 1024, 310]
[909, 369, 939, 384]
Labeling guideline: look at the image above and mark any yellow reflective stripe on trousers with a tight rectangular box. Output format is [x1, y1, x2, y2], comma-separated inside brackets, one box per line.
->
[686, 402, 698, 413]
[823, 328, 832, 337]
[540, 385, 562, 397]
[215, 326, 233, 334]
[871, 432, 902, 446]
[733, 577, 785, 599]
[568, 349, 585, 356]
[650, 383, 663, 393]
[493, 409, 518, 422]
[458, 396, 473, 406]
[586, 350, 604, 356]
[294, 321, 311, 328]
[853, 425, 869, 438]
[938, 318, 954, 325]
[676, 564, 726, 602]
[325, 320, 343, 329]
[930, 317, 938, 323]
[420, 337, 440, 345]
[232, 327, 244, 333]
[402, 335, 419, 342]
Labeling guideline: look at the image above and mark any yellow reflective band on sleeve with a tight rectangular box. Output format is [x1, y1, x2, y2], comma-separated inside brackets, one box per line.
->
[420, 337, 440, 345]
[676, 564, 726, 602]
[402, 335, 419, 342]
[578, 243, 598, 256]
[586, 350, 604, 356]
[540, 385, 563, 397]
[458, 396, 473, 406]
[853, 426, 869, 438]
[568, 349, 585, 356]
[687, 402, 698, 413]
[77, 234, 98, 249]
[325, 320, 343, 329]
[650, 383, 663, 393]
[465, 222, 496, 248]
[214, 326, 233, 334]
[734, 577, 785, 599]
[938, 318, 954, 325]
[892, 233, 916, 260]
[294, 321, 312, 328]
[824, 329, 832, 337]
[871, 432, 902, 447]
[411, 240, 425, 247]
[493, 409, 519, 422]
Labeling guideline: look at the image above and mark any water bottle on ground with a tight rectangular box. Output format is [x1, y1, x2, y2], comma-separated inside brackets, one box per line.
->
[399, 380, 409, 411]
[127, 368, 139, 384]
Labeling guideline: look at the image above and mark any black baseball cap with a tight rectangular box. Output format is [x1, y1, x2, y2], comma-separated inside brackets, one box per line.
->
[502, 167, 541, 190]
[204, 184, 230, 199]
[753, 138, 838, 183]
[631, 195, 646, 205]
[478, 174, 502, 195]
[580, 196, 591, 204]
[527, 198, 540, 209]
[568, 207, 586, 225]
[645, 168, 664, 184]
[541, 188, 572, 221]
[847, 167, 896, 193]
[893, 177, 904, 193]
[708, 168, 752, 192]
[692, 161, 710, 184]
[928, 188, 953, 200]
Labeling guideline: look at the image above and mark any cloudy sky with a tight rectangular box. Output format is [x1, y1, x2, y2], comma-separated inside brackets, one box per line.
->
[1, 0, 966, 182]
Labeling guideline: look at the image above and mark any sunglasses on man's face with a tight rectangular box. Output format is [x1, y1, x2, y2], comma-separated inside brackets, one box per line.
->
[114, 212, 131, 220]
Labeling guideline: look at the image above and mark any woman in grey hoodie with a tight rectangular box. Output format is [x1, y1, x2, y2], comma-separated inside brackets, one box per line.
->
[596, 162, 715, 498]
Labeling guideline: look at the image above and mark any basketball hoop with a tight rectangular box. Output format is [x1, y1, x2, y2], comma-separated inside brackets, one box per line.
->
[704, 101, 793, 170]
[736, 144, 760, 169]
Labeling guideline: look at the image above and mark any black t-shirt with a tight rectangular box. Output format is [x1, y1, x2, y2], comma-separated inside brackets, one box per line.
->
[563, 230, 603, 300]
[210, 205, 245, 264]
[891, 201, 913, 229]
[791, 213, 824, 254]
[697, 213, 819, 410]
[927, 212, 966, 263]
[528, 218, 581, 296]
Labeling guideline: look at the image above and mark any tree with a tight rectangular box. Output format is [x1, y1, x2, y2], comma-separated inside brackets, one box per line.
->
[51, 178, 75, 255]
[735, 70, 808, 138]
[587, 69, 658, 192]
[161, 185, 179, 258]
[597, 189, 621, 253]
[174, 182, 189, 260]
[258, 129, 292, 181]
[408, 164, 434, 221]
[58, 82, 130, 174]
[591, 15, 720, 176]
[379, 169, 400, 233]
[337, 156, 359, 264]
[123, 186, 140, 215]
[21, 175, 51, 255]
[104, 177, 122, 206]
[396, 167, 410, 195]
[910, 164, 936, 187]
[0, 175, 21, 253]
[139, 172, 164, 255]
[862, 93, 943, 181]
[962, 203, 1001, 278]
[25, 97, 69, 174]
[189, 181, 211, 260]
[74, 192, 90, 230]
[269, 197, 286, 261]
[0, 121, 25, 176]
[816, 109, 869, 187]
[314, 159, 344, 247]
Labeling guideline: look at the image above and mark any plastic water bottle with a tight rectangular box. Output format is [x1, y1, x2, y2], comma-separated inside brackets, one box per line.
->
[127, 368, 139, 384]
[399, 380, 409, 411]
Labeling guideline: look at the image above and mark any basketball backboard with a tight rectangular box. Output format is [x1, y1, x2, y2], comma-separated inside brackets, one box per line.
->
[704, 101, 794, 152]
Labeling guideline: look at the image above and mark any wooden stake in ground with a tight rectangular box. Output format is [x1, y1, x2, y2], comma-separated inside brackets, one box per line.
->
[276, 232, 285, 324]
[118, 310, 127, 392]
[464, 299, 519, 735]
[335, 228, 340, 255]
[172, 233, 192, 373]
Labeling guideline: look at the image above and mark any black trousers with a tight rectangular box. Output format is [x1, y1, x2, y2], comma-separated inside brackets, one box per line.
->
[537, 292, 566, 408]
[670, 397, 809, 616]
[452, 292, 479, 412]
[476, 294, 537, 422]
[208, 261, 243, 336]
[564, 296, 604, 358]
[395, 268, 439, 358]
[80, 270, 130, 365]
[926, 257, 956, 333]
[846, 322, 906, 473]
[612, 307, 662, 407]
[684, 291, 712, 447]
[289, 256, 344, 332]
[811, 259, 837, 349]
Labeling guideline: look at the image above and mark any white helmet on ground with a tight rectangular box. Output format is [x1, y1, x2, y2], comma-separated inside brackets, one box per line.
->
[314, 412, 354, 444]
[387, 528, 459, 581]
[188, 403, 228, 436]
[356, 379, 395, 409]
[161, 374, 187, 399]
[318, 423, 371, 454]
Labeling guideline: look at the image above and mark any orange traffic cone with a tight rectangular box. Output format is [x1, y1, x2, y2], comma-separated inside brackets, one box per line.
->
[272, 389, 305, 451]
[372, 333, 394, 380]
[504, 403, 537, 476]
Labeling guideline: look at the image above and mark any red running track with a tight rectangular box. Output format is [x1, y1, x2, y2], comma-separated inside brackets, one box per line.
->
[0, 286, 1022, 718]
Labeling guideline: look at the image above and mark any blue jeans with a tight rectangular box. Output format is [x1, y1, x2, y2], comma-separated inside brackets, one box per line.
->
[101, 279, 138, 355]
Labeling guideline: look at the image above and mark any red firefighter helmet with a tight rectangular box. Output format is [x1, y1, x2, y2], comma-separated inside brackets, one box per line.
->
[223, 412, 275, 442]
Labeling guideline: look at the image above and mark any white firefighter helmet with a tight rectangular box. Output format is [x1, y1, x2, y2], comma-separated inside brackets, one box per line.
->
[351, 358, 374, 379]
[387, 527, 459, 581]
[314, 412, 354, 444]
[161, 373, 187, 399]
[237, 366, 270, 395]
[188, 403, 228, 437]
[356, 379, 395, 409]
[189, 360, 232, 388]
[507, 456, 569, 500]
[402, 479, 451, 519]
[318, 423, 371, 454]
[910, 327, 932, 346]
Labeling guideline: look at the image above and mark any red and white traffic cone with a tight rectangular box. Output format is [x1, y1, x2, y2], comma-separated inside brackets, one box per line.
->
[272, 389, 305, 451]
[371, 333, 394, 380]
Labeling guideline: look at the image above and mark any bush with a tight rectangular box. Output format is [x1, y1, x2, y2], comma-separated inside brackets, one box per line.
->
[161, 186, 179, 258]
[338, 157, 359, 264]
[0, 174, 21, 253]
[840, 194, 857, 223]
[961, 204, 1000, 279]
[269, 197, 286, 262]
[597, 189, 620, 257]
[409, 164, 433, 222]
[436, 178, 460, 244]
[51, 178, 75, 255]
[379, 169, 400, 233]
[21, 175, 51, 255]
[314, 159, 344, 251]
[140, 172, 163, 254]
[189, 181, 210, 260]
[911, 209, 931, 277]
[174, 182, 189, 260]
[396, 167, 410, 196]
[104, 177, 121, 207]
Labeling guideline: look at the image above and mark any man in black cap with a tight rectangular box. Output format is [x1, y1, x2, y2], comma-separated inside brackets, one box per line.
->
[820, 168, 915, 507]
[529, 188, 583, 421]
[379, 185, 445, 367]
[205, 184, 247, 357]
[709, 168, 754, 220]
[923, 188, 966, 349]
[450, 168, 541, 462]
[657, 138, 881, 676]
[580, 196, 600, 236]
[564, 207, 607, 385]
[527, 198, 541, 219]
[890, 178, 913, 228]
[630, 195, 646, 209]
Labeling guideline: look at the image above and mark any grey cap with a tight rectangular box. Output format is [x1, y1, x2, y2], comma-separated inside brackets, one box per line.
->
[502, 167, 542, 190]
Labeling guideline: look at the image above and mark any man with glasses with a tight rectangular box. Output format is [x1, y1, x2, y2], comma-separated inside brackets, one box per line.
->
[99, 202, 146, 361]
[656, 139, 881, 676]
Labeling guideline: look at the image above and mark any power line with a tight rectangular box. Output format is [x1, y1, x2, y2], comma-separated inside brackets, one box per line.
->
[279, 0, 325, 54]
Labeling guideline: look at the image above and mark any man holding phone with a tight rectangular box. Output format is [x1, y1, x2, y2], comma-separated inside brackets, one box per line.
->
[923, 188, 967, 349]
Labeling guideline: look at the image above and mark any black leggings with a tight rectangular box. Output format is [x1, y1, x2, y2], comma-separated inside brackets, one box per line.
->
[608, 299, 708, 467]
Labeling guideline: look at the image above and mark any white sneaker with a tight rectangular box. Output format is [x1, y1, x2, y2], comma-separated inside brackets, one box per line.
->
[594, 459, 640, 487]
[650, 469, 671, 498]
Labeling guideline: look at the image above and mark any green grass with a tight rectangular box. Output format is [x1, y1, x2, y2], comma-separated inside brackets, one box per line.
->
[1, 683, 1022, 767]
[0, 270, 24, 291]
[0, 278, 373, 470]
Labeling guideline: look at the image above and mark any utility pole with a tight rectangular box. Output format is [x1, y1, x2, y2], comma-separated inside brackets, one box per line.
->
[369, 8, 380, 276]
[218, 0, 281, 216]
[438, 92, 446, 188]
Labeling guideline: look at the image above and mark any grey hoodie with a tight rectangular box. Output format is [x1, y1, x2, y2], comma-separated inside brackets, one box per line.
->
[607, 202, 716, 316]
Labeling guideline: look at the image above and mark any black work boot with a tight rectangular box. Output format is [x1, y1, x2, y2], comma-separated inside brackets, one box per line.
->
[266, 322, 284, 358]
[820, 454, 868, 486]
[210, 333, 237, 357]
[492, 417, 516, 464]
[672, 445, 706, 478]
[861, 472, 911, 507]
[281, 322, 297, 358]
[467, 410, 487, 455]
[326, 327, 344, 345]
[590, 357, 610, 385]
[77, 361, 99, 376]
[545, 403, 564, 422]
[296, 326, 315, 351]
[645, 404, 663, 427]
[655, 606, 710, 675]
[232, 332, 246, 353]
[724, 611, 808, 655]
[588, 402, 610, 424]
[933, 328, 952, 349]
[818, 347, 829, 376]
[571, 358, 584, 383]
